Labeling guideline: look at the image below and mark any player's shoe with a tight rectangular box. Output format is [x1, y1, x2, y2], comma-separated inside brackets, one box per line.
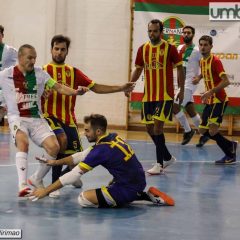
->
[196, 135, 210, 147]
[215, 155, 236, 165]
[18, 184, 31, 198]
[49, 190, 60, 198]
[147, 186, 175, 206]
[28, 176, 45, 188]
[163, 156, 176, 169]
[181, 129, 195, 145]
[147, 163, 164, 175]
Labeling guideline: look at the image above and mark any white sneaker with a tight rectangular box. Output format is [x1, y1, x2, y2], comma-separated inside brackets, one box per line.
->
[72, 178, 83, 188]
[163, 156, 176, 169]
[147, 163, 165, 175]
[27, 176, 45, 188]
[49, 190, 60, 198]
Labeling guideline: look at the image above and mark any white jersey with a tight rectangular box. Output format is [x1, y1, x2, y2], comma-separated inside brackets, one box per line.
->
[177, 44, 201, 92]
[0, 44, 17, 106]
[0, 66, 51, 122]
[0, 44, 17, 71]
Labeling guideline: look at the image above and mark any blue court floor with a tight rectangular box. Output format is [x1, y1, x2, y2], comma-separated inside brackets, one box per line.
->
[0, 129, 240, 240]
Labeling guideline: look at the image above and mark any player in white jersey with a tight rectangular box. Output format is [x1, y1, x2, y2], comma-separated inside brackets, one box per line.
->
[0, 44, 88, 197]
[0, 25, 18, 123]
[173, 26, 208, 146]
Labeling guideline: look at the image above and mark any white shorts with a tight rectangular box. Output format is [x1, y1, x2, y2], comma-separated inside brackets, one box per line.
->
[8, 117, 55, 146]
[174, 88, 194, 107]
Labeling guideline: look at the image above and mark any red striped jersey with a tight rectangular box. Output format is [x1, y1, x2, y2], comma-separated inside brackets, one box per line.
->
[42, 63, 95, 125]
[135, 40, 182, 102]
[200, 54, 228, 104]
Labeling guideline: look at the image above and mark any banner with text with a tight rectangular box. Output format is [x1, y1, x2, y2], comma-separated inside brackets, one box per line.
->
[131, 0, 240, 114]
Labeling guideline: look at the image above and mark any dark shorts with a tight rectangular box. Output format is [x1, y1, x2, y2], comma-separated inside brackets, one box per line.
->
[96, 182, 146, 208]
[141, 100, 173, 124]
[45, 116, 83, 154]
[199, 102, 228, 129]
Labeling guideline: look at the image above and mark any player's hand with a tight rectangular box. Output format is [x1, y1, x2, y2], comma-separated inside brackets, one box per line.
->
[76, 86, 89, 95]
[201, 90, 212, 103]
[124, 91, 131, 97]
[36, 156, 58, 166]
[192, 76, 201, 85]
[122, 82, 136, 92]
[175, 90, 184, 105]
[42, 89, 53, 99]
[29, 188, 48, 201]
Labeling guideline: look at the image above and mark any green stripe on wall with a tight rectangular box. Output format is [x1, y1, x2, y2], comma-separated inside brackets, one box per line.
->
[135, 2, 209, 15]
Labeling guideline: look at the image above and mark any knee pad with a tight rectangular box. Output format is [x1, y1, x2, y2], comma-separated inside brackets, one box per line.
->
[78, 192, 97, 208]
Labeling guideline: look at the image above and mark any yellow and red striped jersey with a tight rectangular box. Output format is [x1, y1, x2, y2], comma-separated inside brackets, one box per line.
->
[42, 63, 95, 125]
[200, 54, 228, 104]
[135, 40, 182, 102]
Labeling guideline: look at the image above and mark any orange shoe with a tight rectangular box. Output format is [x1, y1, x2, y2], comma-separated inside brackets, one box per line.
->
[147, 186, 175, 206]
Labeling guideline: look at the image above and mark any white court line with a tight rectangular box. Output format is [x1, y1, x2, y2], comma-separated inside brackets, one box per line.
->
[0, 160, 228, 167]
[128, 141, 216, 146]
[0, 162, 39, 167]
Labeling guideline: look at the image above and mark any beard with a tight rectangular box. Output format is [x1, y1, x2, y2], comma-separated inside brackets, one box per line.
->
[52, 55, 66, 64]
[183, 36, 193, 44]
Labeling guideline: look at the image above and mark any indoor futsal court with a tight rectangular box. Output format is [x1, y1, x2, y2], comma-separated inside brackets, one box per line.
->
[0, 127, 240, 240]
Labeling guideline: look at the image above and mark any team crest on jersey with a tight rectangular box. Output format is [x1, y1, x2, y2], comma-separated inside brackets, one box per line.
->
[163, 16, 185, 47]
[73, 141, 78, 150]
[23, 81, 28, 89]
[65, 70, 71, 78]
[57, 72, 62, 79]
[147, 114, 152, 121]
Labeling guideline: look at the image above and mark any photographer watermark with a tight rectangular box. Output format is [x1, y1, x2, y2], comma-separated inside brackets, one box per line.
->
[209, 2, 240, 21]
[0, 229, 22, 239]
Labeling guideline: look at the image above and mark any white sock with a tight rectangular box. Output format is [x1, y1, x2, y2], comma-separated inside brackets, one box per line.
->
[16, 152, 28, 189]
[175, 111, 191, 132]
[191, 114, 201, 128]
[32, 152, 56, 181]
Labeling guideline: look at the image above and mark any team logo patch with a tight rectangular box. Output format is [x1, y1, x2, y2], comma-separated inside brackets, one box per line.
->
[23, 81, 28, 89]
[163, 16, 185, 47]
[147, 114, 152, 121]
[65, 70, 71, 78]
[73, 141, 78, 150]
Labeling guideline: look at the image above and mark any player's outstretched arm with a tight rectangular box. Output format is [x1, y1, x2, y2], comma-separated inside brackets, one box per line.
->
[53, 82, 89, 96]
[36, 155, 74, 166]
[36, 148, 91, 166]
[90, 82, 135, 94]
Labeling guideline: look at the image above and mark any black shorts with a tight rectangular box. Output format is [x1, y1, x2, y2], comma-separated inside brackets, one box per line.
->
[199, 102, 228, 129]
[141, 100, 173, 124]
[45, 116, 83, 154]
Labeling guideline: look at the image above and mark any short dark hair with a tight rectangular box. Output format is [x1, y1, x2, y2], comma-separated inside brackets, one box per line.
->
[84, 114, 107, 132]
[183, 25, 195, 35]
[18, 44, 35, 57]
[148, 19, 163, 32]
[0, 25, 4, 34]
[51, 35, 71, 50]
[199, 35, 213, 45]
